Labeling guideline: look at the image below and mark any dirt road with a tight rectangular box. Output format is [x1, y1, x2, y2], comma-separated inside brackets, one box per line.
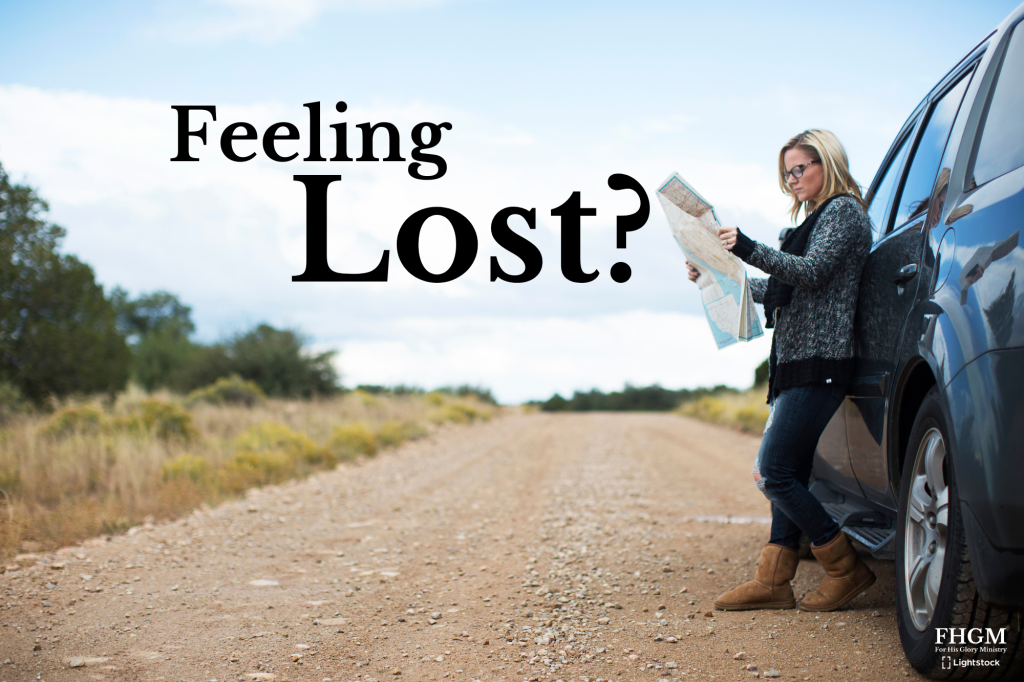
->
[1, 412, 923, 682]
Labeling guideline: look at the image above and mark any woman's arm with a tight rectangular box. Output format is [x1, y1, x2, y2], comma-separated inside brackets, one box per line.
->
[731, 198, 870, 291]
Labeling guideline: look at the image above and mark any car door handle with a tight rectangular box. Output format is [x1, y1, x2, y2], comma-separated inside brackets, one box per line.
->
[892, 263, 918, 284]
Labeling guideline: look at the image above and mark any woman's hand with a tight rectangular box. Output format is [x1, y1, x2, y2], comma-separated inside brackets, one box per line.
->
[686, 260, 700, 283]
[718, 226, 738, 251]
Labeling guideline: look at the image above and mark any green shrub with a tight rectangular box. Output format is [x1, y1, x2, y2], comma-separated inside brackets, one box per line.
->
[101, 517, 133, 534]
[352, 389, 380, 407]
[223, 324, 339, 398]
[754, 358, 770, 387]
[736, 405, 769, 434]
[235, 422, 331, 466]
[0, 464, 20, 493]
[217, 450, 295, 494]
[680, 396, 727, 423]
[329, 423, 377, 460]
[41, 405, 108, 438]
[185, 375, 265, 408]
[118, 399, 199, 442]
[161, 454, 210, 484]
[430, 402, 492, 425]
[433, 384, 498, 405]
[375, 420, 427, 448]
[0, 382, 26, 425]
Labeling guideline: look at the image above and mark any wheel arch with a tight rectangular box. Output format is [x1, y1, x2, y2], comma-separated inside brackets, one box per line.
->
[888, 357, 937, 492]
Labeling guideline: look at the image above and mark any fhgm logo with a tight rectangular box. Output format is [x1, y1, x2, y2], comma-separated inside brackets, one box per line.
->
[935, 628, 1007, 669]
[935, 627, 1007, 645]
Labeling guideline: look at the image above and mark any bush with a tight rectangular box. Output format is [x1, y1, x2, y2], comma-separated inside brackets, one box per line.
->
[216, 450, 295, 494]
[434, 384, 498, 405]
[538, 384, 736, 412]
[131, 332, 198, 392]
[375, 420, 427, 448]
[161, 454, 210, 485]
[185, 375, 265, 408]
[329, 423, 377, 460]
[430, 402, 492, 425]
[539, 394, 568, 412]
[118, 399, 199, 442]
[680, 396, 727, 422]
[234, 422, 331, 466]
[225, 325, 339, 398]
[736, 405, 770, 434]
[172, 344, 234, 393]
[0, 464, 20, 493]
[754, 358, 770, 387]
[41, 405, 108, 438]
[0, 382, 26, 425]
[352, 389, 380, 407]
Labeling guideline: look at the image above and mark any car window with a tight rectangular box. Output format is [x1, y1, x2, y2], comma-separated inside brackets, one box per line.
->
[891, 74, 972, 230]
[971, 22, 1024, 187]
[866, 131, 912, 239]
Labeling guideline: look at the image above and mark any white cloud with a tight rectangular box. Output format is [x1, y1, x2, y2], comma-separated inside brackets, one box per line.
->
[0, 85, 788, 397]
[159, 0, 466, 43]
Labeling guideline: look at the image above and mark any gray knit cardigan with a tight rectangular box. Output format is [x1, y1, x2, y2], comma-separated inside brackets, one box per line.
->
[739, 195, 872, 396]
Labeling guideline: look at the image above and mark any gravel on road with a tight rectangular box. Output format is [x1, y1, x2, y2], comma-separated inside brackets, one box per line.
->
[0, 412, 923, 682]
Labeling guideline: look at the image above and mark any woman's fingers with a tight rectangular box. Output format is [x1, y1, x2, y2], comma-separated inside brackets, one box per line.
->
[686, 261, 700, 282]
[718, 226, 738, 250]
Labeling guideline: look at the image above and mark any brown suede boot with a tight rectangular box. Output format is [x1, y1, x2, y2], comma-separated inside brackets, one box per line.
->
[714, 543, 799, 610]
[798, 532, 876, 612]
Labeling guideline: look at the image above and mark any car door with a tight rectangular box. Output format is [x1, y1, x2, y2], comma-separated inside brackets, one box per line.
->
[848, 69, 976, 506]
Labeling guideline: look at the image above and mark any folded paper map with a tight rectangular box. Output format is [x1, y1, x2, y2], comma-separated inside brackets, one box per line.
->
[656, 172, 763, 348]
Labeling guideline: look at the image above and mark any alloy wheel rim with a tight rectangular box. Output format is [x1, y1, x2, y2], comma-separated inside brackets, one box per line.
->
[903, 427, 949, 632]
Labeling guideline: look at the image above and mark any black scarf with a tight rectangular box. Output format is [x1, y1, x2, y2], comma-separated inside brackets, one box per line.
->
[761, 194, 844, 329]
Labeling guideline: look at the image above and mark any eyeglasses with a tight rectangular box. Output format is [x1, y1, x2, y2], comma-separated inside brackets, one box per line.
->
[783, 160, 819, 182]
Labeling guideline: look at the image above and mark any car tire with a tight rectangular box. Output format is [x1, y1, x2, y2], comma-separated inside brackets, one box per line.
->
[895, 386, 1023, 679]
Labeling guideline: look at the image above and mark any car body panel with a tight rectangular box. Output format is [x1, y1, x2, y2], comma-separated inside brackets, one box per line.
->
[811, 407, 864, 497]
[947, 348, 1024, 605]
[808, 4, 1024, 608]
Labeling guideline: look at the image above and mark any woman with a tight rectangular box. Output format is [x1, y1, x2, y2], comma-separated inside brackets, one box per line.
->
[692, 129, 875, 612]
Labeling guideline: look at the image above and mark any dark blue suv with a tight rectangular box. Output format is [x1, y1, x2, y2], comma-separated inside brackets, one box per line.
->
[807, 3, 1024, 678]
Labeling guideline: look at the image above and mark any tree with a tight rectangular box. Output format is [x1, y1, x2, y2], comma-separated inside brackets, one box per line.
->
[104, 286, 340, 398]
[226, 324, 338, 398]
[111, 288, 198, 391]
[171, 343, 233, 393]
[0, 163, 130, 404]
[111, 288, 195, 342]
[754, 358, 770, 386]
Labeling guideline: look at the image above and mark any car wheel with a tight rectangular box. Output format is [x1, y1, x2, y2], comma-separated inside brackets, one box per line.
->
[895, 386, 1023, 679]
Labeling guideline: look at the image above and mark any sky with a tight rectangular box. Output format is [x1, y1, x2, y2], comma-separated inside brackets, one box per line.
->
[1, 0, 1020, 403]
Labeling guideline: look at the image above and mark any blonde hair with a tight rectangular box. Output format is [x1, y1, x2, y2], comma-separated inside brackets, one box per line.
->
[778, 129, 867, 223]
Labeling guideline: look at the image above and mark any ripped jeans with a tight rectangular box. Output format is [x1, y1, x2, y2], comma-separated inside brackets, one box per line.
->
[752, 383, 846, 550]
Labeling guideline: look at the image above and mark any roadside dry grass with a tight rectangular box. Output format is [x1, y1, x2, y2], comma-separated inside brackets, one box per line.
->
[0, 388, 495, 562]
[677, 384, 769, 434]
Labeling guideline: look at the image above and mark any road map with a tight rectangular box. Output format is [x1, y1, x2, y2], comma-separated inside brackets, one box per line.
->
[657, 172, 763, 348]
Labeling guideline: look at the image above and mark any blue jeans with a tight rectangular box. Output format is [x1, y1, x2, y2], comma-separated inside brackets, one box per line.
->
[756, 384, 845, 549]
